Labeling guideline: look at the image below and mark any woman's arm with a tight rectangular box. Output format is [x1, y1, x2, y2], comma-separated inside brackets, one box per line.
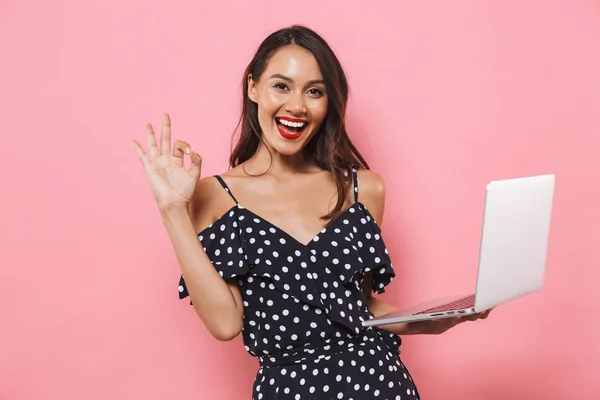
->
[356, 169, 418, 334]
[362, 271, 423, 335]
[357, 170, 490, 336]
[161, 177, 244, 341]
[365, 283, 490, 335]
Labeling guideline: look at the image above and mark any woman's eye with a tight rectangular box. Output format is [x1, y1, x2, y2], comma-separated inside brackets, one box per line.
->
[308, 88, 323, 96]
[274, 83, 288, 91]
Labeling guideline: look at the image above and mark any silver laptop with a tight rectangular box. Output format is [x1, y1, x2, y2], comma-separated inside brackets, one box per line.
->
[362, 173, 555, 327]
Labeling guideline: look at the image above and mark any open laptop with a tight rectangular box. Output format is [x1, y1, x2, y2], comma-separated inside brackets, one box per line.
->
[362, 173, 555, 327]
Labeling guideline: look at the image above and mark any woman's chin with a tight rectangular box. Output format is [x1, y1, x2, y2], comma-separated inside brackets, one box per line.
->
[273, 142, 305, 156]
[263, 132, 310, 156]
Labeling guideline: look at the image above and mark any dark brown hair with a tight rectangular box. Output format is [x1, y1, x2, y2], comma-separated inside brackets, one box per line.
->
[230, 25, 369, 220]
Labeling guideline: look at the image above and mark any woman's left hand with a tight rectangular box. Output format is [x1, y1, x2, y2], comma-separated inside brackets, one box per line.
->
[409, 309, 493, 335]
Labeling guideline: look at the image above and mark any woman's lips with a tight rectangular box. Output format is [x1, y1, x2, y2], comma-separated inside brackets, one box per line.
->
[275, 117, 308, 140]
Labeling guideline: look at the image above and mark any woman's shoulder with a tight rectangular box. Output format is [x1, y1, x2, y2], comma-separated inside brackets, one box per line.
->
[191, 164, 249, 211]
[189, 173, 236, 233]
[194, 164, 246, 196]
[192, 175, 224, 204]
[356, 168, 386, 198]
[355, 168, 387, 224]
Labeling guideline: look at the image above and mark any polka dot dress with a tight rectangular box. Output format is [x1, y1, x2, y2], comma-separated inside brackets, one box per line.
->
[178, 169, 420, 399]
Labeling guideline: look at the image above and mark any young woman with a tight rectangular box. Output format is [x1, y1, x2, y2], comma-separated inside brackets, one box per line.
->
[133, 25, 490, 400]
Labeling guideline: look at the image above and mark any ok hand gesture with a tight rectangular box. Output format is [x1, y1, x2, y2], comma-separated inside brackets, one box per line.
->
[132, 113, 202, 211]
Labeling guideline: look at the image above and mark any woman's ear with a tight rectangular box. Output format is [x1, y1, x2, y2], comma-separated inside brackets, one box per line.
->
[247, 74, 258, 103]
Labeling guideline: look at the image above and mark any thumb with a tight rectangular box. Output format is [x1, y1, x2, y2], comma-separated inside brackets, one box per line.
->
[188, 147, 202, 178]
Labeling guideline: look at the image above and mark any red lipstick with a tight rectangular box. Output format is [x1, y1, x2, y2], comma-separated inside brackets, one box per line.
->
[275, 116, 308, 140]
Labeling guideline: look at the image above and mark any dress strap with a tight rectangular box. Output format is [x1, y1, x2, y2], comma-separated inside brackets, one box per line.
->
[214, 175, 239, 204]
[351, 168, 359, 203]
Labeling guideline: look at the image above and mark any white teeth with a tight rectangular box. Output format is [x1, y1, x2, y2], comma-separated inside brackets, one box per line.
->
[278, 118, 307, 128]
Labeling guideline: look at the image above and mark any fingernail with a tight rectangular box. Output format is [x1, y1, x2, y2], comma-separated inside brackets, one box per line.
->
[190, 147, 196, 154]
[185, 147, 190, 155]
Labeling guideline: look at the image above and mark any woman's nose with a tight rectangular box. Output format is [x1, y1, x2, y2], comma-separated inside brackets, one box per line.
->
[285, 92, 307, 114]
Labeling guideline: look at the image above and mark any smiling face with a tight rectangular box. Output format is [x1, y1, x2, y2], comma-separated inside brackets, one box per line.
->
[247, 45, 329, 156]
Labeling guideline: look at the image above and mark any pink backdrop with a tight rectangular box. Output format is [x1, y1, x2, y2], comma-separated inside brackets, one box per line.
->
[2, 0, 599, 399]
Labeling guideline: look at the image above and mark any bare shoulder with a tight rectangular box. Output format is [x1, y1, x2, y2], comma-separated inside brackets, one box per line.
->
[357, 169, 386, 197]
[189, 174, 231, 233]
[356, 169, 386, 225]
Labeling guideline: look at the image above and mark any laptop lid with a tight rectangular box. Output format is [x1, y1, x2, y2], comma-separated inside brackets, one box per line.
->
[473, 174, 555, 312]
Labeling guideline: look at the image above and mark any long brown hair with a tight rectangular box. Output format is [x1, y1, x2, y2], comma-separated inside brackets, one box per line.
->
[230, 25, 370, 221]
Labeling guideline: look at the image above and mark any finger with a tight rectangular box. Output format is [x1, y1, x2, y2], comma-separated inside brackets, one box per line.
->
[146, 123, 159, 159]
[173, 140, 190, 160]
[173, 140, 202, 178]
[443, 317, 461, 325]
[437, 317, 460, 327]
[439, 317, 462, 332]
[461, 314, 480, 322]
[188, 147, 202, 178]
[132, 140, 150, 168]
[161, 113, 171, 154]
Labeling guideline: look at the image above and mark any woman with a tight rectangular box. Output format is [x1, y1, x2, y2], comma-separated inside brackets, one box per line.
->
[133, 25, 490, 400]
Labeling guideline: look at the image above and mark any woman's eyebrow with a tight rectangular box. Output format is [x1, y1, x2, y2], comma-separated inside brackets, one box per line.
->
[269, 73, 325, 85]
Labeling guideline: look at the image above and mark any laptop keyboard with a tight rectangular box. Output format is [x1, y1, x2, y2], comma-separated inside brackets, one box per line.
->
[414, 294, 475, 315]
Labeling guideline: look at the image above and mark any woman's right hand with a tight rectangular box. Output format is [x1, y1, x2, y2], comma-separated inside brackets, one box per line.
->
[132, 113, 202, 211]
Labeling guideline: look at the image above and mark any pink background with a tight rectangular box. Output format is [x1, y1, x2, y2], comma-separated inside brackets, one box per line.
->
[2, 0, 599, 399]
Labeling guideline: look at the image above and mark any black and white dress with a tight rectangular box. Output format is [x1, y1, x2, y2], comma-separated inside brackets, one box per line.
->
[178, 169, 420, 399]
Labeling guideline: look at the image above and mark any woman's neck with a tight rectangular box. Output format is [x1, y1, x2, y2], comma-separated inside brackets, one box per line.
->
[243, 140, 321, 176]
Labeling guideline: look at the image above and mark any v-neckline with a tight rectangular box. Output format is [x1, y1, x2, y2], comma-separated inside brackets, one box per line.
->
[238, 203, 361, 248]
[199, 202, 366, 248]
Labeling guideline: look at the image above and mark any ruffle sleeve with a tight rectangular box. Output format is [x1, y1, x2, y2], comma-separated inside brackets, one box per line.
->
[177, 208, 250, 304]
[357, 206, 396, 294]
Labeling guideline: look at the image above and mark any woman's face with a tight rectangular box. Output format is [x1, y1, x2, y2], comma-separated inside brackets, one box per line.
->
[248, 45, 329, 156]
